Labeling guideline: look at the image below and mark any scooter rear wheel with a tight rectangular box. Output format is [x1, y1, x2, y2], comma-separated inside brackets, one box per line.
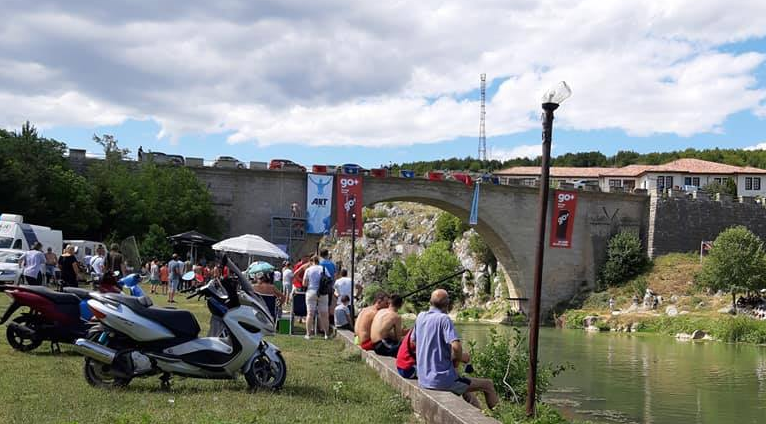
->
[245, 351, 287, 391]
[6, 315, 43, 352]
[83, 358, 132, 388]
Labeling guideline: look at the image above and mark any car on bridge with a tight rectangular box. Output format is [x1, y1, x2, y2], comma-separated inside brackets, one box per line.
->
[141, 151, 184, 165]
[213, 156, 246, 169]
[269, 159, 307, 172]
[339, 163, 368, 175]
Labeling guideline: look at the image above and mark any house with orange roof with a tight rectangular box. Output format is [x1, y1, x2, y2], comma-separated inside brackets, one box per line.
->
[495, 158, 766, 196]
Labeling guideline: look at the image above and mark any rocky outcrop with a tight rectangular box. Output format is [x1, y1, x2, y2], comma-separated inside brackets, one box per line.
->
[321, 202, 512, 312]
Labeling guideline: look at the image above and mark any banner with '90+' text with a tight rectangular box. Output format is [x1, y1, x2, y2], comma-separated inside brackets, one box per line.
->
[306, 174, 334, 234]
[550, 190, 577, 248]
[336, 175, 363, 237]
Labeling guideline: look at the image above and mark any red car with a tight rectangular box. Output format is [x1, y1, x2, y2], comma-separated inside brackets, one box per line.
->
[269, 159, 307, 172]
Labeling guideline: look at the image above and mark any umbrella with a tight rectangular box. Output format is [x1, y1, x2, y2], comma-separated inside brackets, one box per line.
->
[212, 234, 288, 259]
[246, 261, 275, 279]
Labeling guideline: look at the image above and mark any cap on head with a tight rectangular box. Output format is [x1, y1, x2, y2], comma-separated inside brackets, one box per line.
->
[430, 289, 450, 310]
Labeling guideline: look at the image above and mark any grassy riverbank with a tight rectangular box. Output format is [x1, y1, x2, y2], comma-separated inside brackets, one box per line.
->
[0, 293, 415, 424]
[560, 253, 766, 344]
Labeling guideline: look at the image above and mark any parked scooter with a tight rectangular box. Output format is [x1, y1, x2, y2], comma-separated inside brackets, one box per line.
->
[74, 256, 286, 390]
[0, 273, 143, 352]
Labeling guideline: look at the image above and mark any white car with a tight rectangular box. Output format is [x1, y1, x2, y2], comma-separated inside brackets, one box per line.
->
[213, 156, 246, 169]
[0, 249, 24, 284]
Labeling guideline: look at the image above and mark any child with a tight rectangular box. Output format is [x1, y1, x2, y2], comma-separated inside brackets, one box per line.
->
[334, 295, 353, 331]
[160, 262, 169, 295]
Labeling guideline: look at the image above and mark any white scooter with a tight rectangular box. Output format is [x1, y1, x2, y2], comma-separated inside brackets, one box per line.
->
[73, 256, 286, 390]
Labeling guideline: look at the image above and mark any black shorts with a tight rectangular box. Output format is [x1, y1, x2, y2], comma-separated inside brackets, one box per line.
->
[373, 339, 400, 357]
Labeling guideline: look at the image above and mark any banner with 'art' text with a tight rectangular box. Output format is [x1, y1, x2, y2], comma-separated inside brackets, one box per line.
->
[306, 174, 334, 234]
[336, 175, 363, 237]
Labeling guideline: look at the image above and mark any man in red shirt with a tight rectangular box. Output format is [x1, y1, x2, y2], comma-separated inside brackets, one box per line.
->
[292, 255, 310, 291]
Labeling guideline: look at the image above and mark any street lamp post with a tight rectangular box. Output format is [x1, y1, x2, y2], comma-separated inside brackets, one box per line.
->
[526, 81, 571, 417]
[350, 212, 357, 324]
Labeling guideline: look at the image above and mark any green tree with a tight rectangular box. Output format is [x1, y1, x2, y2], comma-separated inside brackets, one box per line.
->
[140, 224, 173, 261]
[0, 123, 100, 237]
[386, 241, 462, 310]
[703, 179, 737, 197]
[698, 226, 766, 308]
[597, 231, 648, 288]
[434, 212, 467, 243]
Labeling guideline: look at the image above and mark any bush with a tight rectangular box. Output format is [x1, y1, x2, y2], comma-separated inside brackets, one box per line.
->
[434, 212, 468, 243]
[385, 241, 462, 310]
[490, 402, 571, 424]
[703, 179, 737, 197]
[628, 276, 648, 297]
[140, 224, 173, 261]
[562, 310, 590, 329]
[597, 231, 648, 287]
[469, 328, 569, 403]
[469, 232, 497, 272]
[456, 306, 483, 320]
[698, 226, 766, 305]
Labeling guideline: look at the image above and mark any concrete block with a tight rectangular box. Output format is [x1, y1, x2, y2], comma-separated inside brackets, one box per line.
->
[68, 148, 86, 160]
[185, 157, 204, 167]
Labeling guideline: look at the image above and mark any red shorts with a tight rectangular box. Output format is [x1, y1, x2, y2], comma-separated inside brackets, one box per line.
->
[360, 339, 375, 351]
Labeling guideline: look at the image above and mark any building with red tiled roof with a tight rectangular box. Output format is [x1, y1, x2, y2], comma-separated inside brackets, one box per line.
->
[495, 158, 766, 196]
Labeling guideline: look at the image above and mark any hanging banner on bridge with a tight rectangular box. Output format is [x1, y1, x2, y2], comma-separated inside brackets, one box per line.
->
[468, 182, 480, 226]
[306, 174, 334, 234]
[550, 190, 577, 248]
[336, 175, 363, 237]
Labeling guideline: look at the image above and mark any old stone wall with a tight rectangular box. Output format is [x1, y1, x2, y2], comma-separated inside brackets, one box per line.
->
[647, 193, 766, 257]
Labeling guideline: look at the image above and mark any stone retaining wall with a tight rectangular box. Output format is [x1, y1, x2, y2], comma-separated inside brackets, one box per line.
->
[336, 330, 500, 424]
[647, 193, 766, 257]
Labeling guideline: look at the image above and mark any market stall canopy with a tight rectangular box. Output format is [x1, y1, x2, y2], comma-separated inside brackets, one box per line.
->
[167, 230, 217, 246]
[212, 234, 288, 259]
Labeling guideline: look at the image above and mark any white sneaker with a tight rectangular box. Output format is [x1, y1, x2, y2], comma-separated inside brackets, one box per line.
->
[324, 334, 329, 340]
[304, 334, 311, 340]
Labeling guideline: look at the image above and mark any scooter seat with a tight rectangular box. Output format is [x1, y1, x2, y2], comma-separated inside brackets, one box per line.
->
[103, 293, 200, 339]
[62, 287, 92, 300]
[19, 285, 80, 305]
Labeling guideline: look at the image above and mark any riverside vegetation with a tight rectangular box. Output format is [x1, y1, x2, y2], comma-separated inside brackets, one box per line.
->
[561, 227, 766, 344]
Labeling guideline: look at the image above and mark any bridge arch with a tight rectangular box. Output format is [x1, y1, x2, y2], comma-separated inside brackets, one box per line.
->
[363, 179, 531, 307]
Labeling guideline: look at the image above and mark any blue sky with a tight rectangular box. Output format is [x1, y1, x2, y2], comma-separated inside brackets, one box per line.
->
[4, 1, 766, 168]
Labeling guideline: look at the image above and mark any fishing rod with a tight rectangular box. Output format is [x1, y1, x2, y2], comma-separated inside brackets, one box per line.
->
[401, 268, 471, 299]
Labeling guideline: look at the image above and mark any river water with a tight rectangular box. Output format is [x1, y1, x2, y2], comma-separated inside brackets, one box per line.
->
[457, 324, 766, 424]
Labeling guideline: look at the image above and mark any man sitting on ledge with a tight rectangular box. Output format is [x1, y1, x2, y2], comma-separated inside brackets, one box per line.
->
[370, 294, 405, 357]
[354, 292, 389, 350]
[411, 289, 498, 409]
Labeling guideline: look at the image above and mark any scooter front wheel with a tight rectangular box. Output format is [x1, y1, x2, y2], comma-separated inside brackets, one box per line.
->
[6, 315, 43, 352]
[83, 358, 132, 388]
[245, 351, 286, 391]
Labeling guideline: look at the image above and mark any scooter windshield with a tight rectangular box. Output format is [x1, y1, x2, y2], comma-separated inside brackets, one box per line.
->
[224, 256, 270, 312]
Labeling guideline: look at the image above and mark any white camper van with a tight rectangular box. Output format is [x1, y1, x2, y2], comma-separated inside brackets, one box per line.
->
[0, 214, 63, 256]
[63, 240, 104, 264]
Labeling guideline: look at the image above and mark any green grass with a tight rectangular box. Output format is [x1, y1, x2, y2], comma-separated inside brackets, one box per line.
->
[0, 291, 414, 424]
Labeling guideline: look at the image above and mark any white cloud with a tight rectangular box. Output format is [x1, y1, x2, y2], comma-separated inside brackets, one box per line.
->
[745, 142, 766, 151]
[0, 0, 765, 147]
[491, 144, 543, 160]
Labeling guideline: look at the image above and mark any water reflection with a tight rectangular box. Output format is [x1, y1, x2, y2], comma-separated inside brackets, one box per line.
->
[456, 324, 766, 424]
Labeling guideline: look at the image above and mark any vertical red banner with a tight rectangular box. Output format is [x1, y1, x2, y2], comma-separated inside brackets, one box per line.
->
[550, 190, 577, 248]
[336, 175, 363, 237]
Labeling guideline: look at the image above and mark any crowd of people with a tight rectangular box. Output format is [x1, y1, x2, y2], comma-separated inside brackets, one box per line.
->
[18, 242, 127, 287]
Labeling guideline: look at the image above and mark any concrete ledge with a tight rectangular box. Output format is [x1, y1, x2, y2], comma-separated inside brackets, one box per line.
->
[337, 330, 500, 424]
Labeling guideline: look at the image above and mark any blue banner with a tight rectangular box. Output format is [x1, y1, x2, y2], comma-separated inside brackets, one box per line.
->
[469, 182, 480, 226]
[306, 174, 334, 234]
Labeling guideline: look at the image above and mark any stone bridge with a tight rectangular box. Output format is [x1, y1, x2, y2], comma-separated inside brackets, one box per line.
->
[193, 167, 649, 312]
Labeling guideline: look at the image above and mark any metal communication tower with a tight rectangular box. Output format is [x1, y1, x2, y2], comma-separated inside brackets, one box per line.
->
[478, 73, 487, 161]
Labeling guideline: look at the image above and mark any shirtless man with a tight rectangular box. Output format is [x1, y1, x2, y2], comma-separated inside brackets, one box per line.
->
[370, 295, 405, 357]
[354, 292, 389, 350]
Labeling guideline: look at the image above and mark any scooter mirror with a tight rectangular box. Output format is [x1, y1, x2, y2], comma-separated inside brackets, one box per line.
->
[182, 271, 196, 281]
[113, 271, 120, 277]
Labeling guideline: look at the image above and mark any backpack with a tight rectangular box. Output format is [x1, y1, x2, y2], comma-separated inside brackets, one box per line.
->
[318, 265, 333, 296]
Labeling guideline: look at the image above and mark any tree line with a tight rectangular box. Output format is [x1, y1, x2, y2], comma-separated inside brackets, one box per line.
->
[391, 147, 766, 175]
[0, 123, 220, 259]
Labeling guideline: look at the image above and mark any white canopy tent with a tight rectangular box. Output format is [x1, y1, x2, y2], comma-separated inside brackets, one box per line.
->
[212, 234, 289, 262]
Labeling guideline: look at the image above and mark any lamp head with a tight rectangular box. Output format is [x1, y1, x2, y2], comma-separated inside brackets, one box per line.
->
[541, 81, 571, 106]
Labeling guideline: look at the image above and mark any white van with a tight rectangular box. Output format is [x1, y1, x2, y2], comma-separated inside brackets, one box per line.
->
[63, 240, 104, 264]
[0, 214, 63, 256]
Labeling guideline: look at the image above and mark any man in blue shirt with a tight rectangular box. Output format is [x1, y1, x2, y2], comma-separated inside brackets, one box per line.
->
[411, 289, 498, 409]
[319, 249, 336, 279]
